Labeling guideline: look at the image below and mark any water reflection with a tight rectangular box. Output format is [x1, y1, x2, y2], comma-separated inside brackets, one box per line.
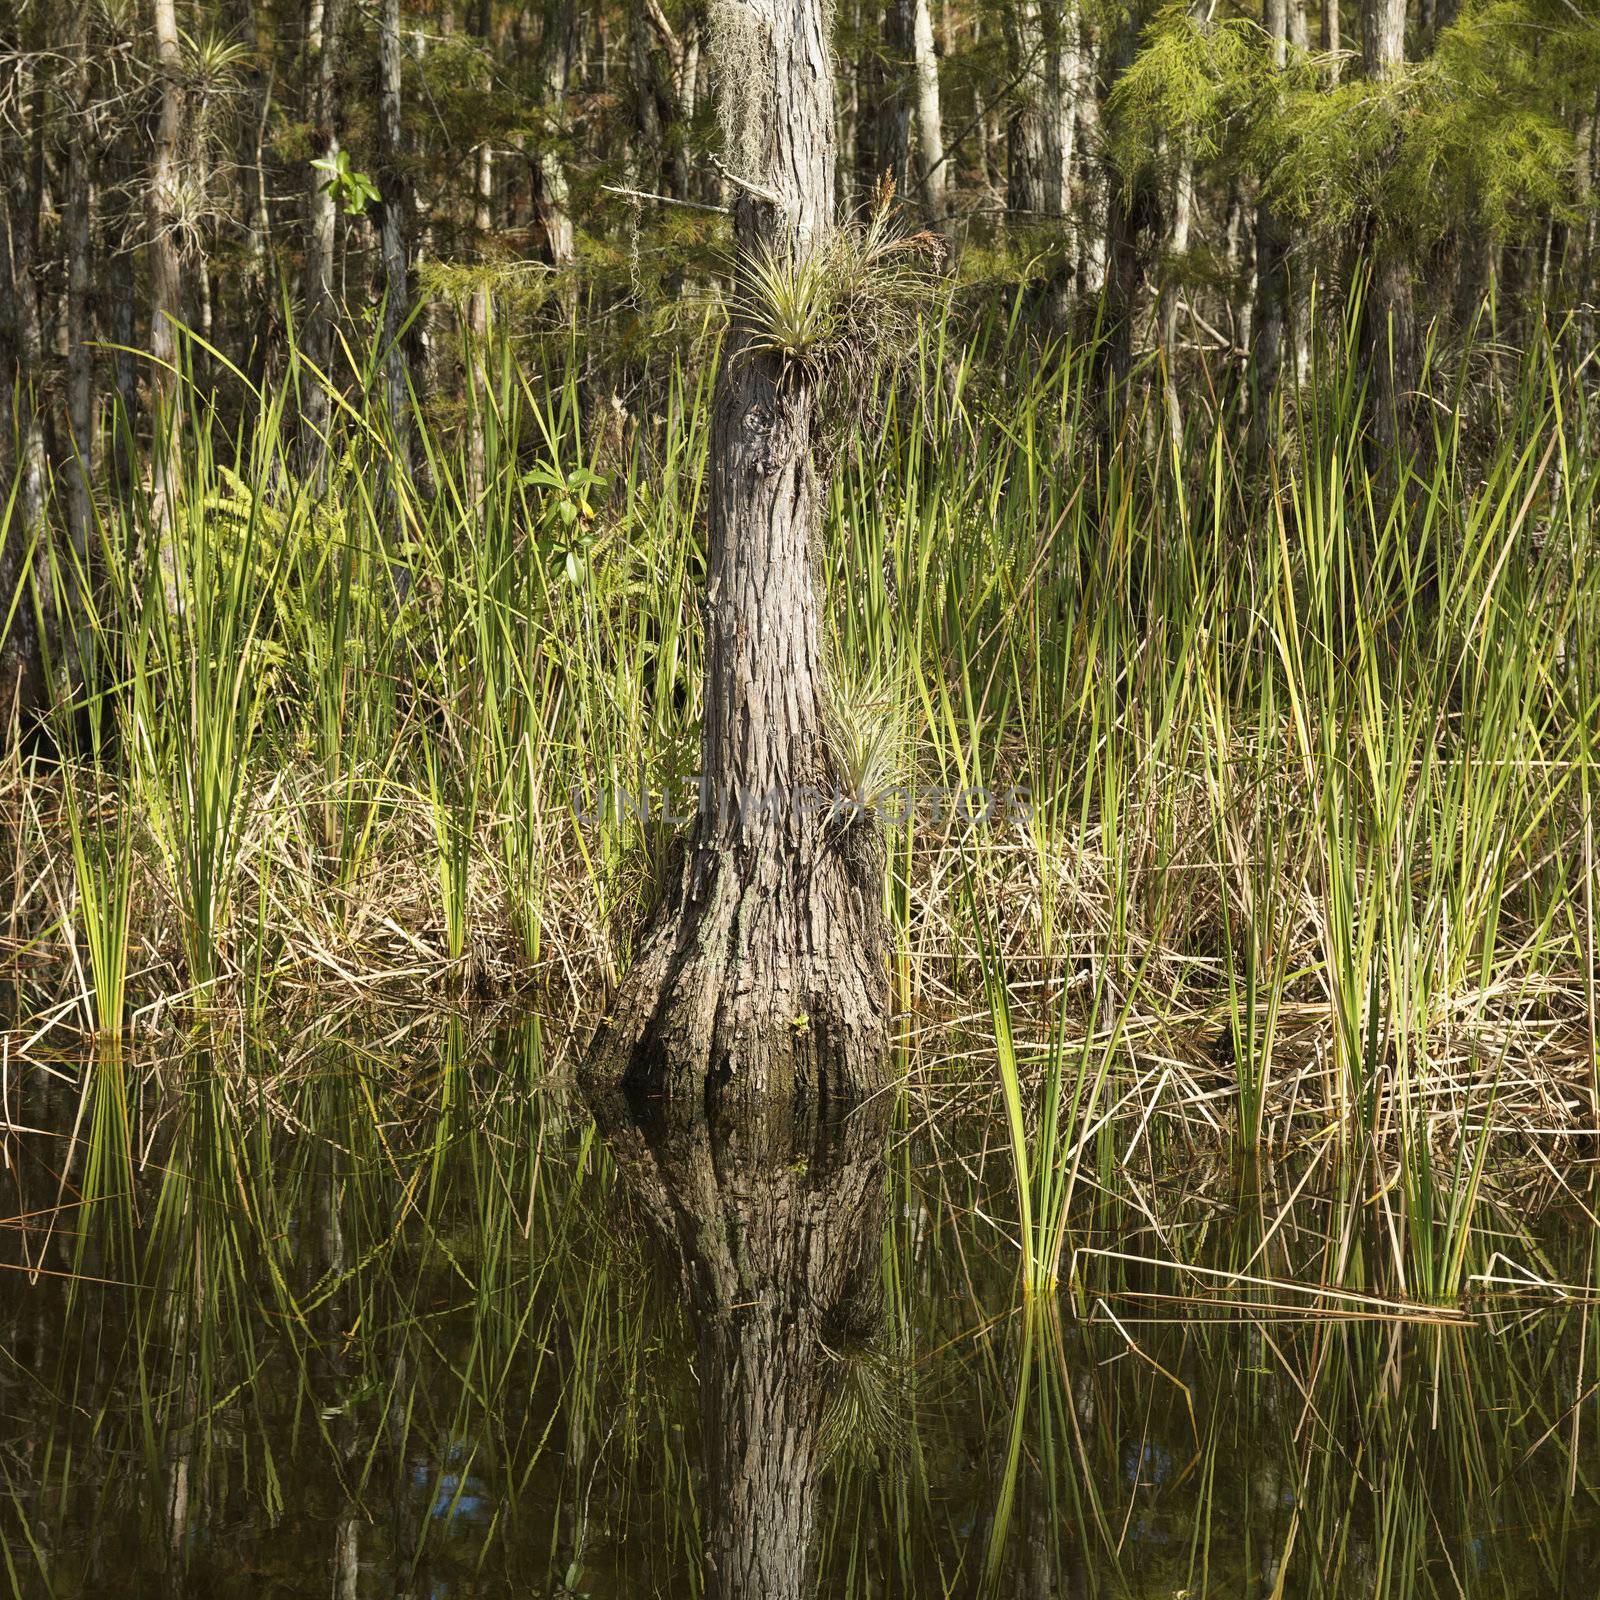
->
[1, 1023, 1598, 1596]
[587, 1084, 890, 1600]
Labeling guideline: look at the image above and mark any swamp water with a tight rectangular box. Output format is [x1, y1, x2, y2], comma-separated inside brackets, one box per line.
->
[2, 1018, 1597, 1598]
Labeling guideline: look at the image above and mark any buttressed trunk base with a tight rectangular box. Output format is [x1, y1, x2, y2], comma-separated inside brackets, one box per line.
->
[589, 341, 889, 1107]
[586, 0, 889, 1107]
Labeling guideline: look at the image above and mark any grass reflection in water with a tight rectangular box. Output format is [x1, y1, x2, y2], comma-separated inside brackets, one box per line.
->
[2, 1016, 1596, 1597]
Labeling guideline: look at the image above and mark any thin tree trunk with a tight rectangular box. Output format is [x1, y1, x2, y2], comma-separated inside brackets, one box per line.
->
[241, 0, 278, 392]
[1005, 1, 1076, 325]
[589, 0, 889, 1105]
[378, 0, 413, 479]
[147, 0, 186, 550]
[880, 0, 948, 221]
[907, 0, 946, 220]
[878, 2, 914, 199]
[300, 0, 348, 485]
[107, 145, 139, 500]
[622, 0, 661, 279]
[1004, 1, 1073, 222]
[641, 0, 691, 203]
[65, 61, 95, 564]
[1360, 0, 1417, 471]
[1099, 3, 1160, 422]
[1578, 89, 1598, 375]
[467, 0, 495, 497]
[855, 2, 883, 205]
[1, 80, 50, 723]
[1159, 146, 1195, 453]
[1074, 18, 1107, 300]
[1156, 0, 1214, 454]
[1249, 0, 1291, 463]
[5, 122, 49, 549]
[841, 0, 860, 192]
[532, 0, 576, 276]
[1288, 0, 1310, 384]
[1323, 0, 1341, 79]
[409, 17, 440, 399]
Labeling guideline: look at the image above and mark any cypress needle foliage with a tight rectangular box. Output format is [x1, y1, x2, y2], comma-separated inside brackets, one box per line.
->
[1109, 0, 1599, 246]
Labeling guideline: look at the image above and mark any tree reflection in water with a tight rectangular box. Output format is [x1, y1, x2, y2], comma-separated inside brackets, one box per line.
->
[587, 1081, 890, 1600]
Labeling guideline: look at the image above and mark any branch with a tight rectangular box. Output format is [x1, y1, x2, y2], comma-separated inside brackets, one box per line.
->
[640, 0, 685, 89]
[603, 182, 729, 215]
[707, 155, 784, 210]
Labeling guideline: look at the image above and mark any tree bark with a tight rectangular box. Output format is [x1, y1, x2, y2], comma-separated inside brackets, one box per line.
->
[65, 116, 94, 564]
[378, 0, 414, 478]
[1155, 0, 1215, 454]
[1360, 0, 1417, 471]
[467, 0, 495, 497]
[1, 68, 49, 724]
[1098, 4, 1161, 424]
[532, 0, 577, 274]
[1005, 1, 1077, 326]
[239, 0, 279, 394]
[300, 0, 348, 484]
[1073, 17, 1108, 300]
[1249, 0, 1291, 463]
[907, 0, 946, 221]
[147, 0, 186, 549]
[878, 3, 913, 200]
[1004, 0, 1074, 222]
[587, 0, 889, 1107]
[1578, 89, 1599, 379]
[881, 0, 946, 221]
[1159, 145, 1195, 453]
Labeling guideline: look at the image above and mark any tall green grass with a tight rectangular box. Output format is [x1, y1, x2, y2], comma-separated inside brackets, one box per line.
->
[3, 294, 1596, 1224]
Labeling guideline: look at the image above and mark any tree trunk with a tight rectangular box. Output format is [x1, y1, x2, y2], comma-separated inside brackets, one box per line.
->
[906, 0, 947, 221]
[1360, 0, 1417, 471]
[467, 0, 495, 498]
[854, 2, 884, 206]
[532, 0, 576, 275]
[65, 88, 95, 565]
[1249, 0, 1291, 463]
[587, 1088, 888, 1600]
[241, 0, 279, 393]
[623, 0, 660, 275]
[587, 0, 889, 1107]
[879, 0, 948, 221]
[1004, 0, 1073, 223]
[1155, 1, 1215, 454]
[1159, 145, 1195, 453]
[147, 0, 186, 548]
[1288, 0, 1310, 384]
[1005, 1, 1076, 326]
[300, 0, 348, 485]
[1098, 4, 1161, 423]
[878, 2, 913, 199]
[107, 142, 140, 501]
[1, 74, 49, 724]
[1073, 18, 1107, 300]
[378, 0, 413, 478]
[1323, 0, 1341, 79]
[1577, 89, 1598, 378]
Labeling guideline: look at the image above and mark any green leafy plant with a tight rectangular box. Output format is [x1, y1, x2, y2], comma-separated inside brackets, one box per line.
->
[312, 148, 380, 215]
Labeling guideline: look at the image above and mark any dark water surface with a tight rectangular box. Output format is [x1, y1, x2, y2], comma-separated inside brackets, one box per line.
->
[2, 1019, 1596, 1597]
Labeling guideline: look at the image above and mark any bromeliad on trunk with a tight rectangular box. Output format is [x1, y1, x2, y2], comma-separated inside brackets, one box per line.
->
[586, 2, 932, 1107]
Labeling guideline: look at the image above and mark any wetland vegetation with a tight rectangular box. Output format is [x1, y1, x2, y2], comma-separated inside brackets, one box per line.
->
[4, 0, 1600, 1593]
